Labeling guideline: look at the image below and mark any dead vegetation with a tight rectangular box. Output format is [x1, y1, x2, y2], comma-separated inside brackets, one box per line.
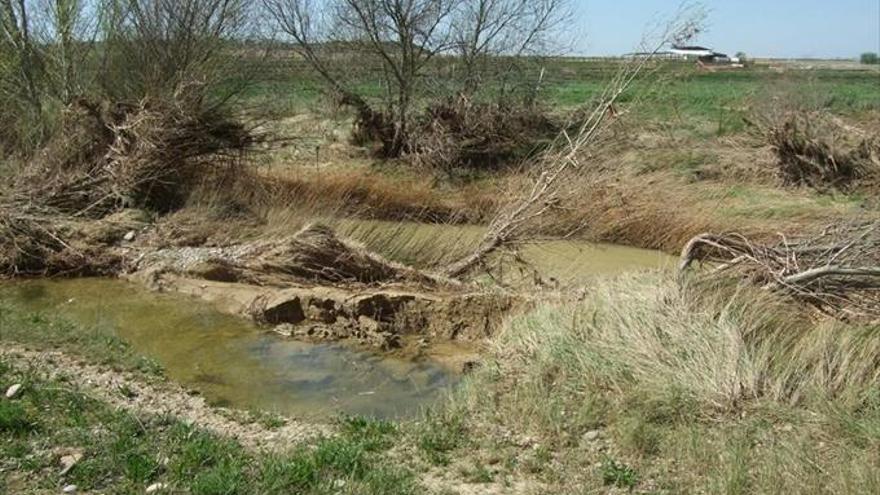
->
[680, 222, 880, 321]
[244, 224, 454, 287]
[409, 96, 558, 174]
[0, 87, 258, 275]
[757, 110, 880, 190]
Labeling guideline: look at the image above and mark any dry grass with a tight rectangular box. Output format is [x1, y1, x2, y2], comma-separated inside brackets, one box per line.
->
[762, 111, 880, 190]
[431, 272, 880, 492]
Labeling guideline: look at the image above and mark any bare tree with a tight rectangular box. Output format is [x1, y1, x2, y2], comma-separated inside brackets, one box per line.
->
[99, 0, 254, 102]
[0, 0, 44, 120]
[263, 0, 571, 156]
[444, 6, 705, 278]
[451, 0, 570, 96]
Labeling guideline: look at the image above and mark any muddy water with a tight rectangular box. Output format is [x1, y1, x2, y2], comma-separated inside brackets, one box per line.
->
[0, 227, 673, 419]
[1, 278, 456, 419]
[338, 220, 675, 285]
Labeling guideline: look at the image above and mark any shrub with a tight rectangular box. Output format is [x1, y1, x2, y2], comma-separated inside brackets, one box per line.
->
[409, 95, 558, 176]
[860, 52, 879, 65]
[763, 111, 879, 190]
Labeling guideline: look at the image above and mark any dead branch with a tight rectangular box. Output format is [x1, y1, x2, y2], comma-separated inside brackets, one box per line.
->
[679, 222, 880, 321]
[445, 8, 705, 278]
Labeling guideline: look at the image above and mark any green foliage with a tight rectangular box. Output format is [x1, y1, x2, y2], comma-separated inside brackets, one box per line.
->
[0, 353, 417, 494]
[417, 412, 467, 466]
[600, 456, 638, 489]
[0, 400, 36, 435]
[860, 52, 879, 65]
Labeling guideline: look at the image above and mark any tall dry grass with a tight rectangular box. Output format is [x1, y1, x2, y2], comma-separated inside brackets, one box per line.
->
[433, 272, 880, 492]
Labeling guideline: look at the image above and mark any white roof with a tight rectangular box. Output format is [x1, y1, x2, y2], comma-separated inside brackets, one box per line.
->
[670, 47, 714, 57]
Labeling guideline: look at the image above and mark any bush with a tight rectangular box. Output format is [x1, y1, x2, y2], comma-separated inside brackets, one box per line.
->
[763, 111, 879, 190]
[409, 96, 558, 176]
[860, 52, 879, 65]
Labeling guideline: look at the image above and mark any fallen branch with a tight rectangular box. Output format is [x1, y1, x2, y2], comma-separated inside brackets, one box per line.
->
[445, 9, 706, 278]
[679, 222, 880, 321]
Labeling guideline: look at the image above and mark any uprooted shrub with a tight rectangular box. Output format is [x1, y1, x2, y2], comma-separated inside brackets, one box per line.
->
[0, 85, 258, 275]
[20, 86, 255, 217]
[408, 96, 558, 175]
[761, 111, 879, 190]
[679, 222, 880, 322]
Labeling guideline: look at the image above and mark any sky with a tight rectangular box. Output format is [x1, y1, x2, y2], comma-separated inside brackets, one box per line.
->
[573, 0, 880, 59]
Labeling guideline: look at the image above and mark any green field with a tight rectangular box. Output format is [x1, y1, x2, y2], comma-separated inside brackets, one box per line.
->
[236, 57, 880, 127]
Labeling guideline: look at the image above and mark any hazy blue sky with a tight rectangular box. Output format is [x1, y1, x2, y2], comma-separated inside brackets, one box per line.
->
[573, 0, 880, 58]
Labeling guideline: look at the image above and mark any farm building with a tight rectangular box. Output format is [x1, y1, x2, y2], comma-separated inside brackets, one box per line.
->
[670, 45, 731, 63]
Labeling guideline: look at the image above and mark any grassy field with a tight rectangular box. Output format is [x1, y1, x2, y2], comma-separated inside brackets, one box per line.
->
[238, 57, 880, 122]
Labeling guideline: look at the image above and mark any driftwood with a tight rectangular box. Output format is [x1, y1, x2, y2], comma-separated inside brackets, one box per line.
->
[679, 222, 880, 321]
[247, 224, 454, 287]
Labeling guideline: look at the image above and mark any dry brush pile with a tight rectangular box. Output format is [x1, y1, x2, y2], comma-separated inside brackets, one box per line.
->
[680, 222, 880, 321]
[0, 86, 257, 276]
[408, 95, 558, 174]
[757, 110, 880, 190]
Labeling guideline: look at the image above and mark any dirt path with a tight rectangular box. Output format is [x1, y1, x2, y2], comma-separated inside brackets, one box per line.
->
[0, 345, 328, 452]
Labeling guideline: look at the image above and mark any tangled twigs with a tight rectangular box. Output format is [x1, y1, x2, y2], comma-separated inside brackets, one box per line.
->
[753, 109, 880, 190]
[680, 222, 880, 321]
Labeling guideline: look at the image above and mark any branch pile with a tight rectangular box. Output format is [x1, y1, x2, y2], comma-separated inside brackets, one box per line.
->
[680, 222, 880, 321]
[22, 87, 254, 217]
[760, 111, 879, 190]
[246, 224, 450, 286]
[410, 95, 557, 174]
[1, 85, 257, 275]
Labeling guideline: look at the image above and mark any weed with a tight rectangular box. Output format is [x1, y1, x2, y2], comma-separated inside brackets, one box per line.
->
[0, 400, 36, 435]
[601, 456, 638, 489]
[417, 412, 467, 466]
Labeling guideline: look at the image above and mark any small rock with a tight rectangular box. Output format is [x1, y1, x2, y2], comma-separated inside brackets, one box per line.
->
[59, 451, 83, 476]
[123, 230, 136, 242]
[62, 485, 77, 494]
[582, 430, 601, 442]
[145, 482, 167, 493]
[5, 383, 22, 398]
[272, 324, 295, 337]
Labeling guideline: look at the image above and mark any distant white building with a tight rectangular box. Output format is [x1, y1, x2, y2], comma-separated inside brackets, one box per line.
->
[669, 45, 715, 59]
[623, 45, 739, 66]
[670, 45, 732, 64]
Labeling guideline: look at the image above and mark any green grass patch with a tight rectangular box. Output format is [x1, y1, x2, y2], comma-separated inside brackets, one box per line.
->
[0, 358, 418, 494]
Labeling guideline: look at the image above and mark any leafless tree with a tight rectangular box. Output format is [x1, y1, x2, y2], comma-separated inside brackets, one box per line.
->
[99, 0, 254, 102]
[263, 0, 571, 156]
[444, 6, 705, 277]
[451, 0, 570, 97]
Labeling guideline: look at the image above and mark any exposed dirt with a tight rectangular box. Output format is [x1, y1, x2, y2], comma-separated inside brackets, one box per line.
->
[0, 345, 326, 452]
[126, 270, 525, 355]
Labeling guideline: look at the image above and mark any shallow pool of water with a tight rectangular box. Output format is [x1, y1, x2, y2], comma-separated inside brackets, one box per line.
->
[1, 278, 457, 419]
[338, 220, 676, 285]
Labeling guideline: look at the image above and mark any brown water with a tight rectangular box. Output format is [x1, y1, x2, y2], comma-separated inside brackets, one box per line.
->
[1, 278, 456, 419]
[0, 232, 673, 419]
[338, 220, 675, 285]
